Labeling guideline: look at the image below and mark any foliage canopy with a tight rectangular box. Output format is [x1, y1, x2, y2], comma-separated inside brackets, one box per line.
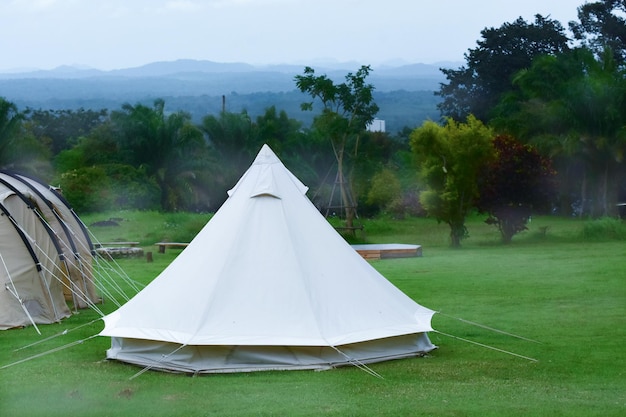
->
[476, 135, 557, 243]
[410, 116, 494, 247]
[295, 66, 379, 227]
[437, 15, 570, 122]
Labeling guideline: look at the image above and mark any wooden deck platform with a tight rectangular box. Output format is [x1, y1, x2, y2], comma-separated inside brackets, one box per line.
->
[351, 243, 422, 260]
[149, 241, 421, 259]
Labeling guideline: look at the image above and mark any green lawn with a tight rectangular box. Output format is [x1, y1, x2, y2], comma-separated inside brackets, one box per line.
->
[1, 213, 624, 416]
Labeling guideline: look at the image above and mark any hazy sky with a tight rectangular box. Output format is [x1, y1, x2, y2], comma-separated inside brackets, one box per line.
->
[0, 0, 585, 71]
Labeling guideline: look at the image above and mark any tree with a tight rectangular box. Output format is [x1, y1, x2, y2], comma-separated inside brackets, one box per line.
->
[0, 98, 23, 167]
[476, 135, 557, 243]
[255, 106, 300, 152]
[0, 97, 52, 175]
[410, 116, 494, 247]
[437, 15, 570, 122]
[23, 108, 108, 155]
[254, 106, 324, 187]
[201, 107, 329, 208]
[201, 110, 258, 205]
[354, 130, 409, 216]
[295, 65, 379, 228]
[112, 99, 207, 211]
[497, 47, 626, 217]
[53, 118, 162, 212]
[54, 121, 121, 172]
[570, 0, 626, 66]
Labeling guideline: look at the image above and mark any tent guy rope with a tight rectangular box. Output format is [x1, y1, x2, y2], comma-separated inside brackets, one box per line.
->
[13, 317, 103, 352]
[0, 334, 100, 370]
[434, 330, 538, 362]
[437, 312, 542, 344]
[330, 345, 385, 379]
[129, 344, 189, 380]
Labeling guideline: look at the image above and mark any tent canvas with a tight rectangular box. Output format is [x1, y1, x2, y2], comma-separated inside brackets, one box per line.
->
[1, 172, 98, 306]
[0, 171, 98, 330]
[101, 145, 436, 373]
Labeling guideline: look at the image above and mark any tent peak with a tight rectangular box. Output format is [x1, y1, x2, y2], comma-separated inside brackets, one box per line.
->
[253, 144, 280, 166]
[228, 144, 309, 198]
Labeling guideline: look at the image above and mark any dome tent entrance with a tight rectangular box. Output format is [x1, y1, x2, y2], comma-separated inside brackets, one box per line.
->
[101, 144, 436, 373]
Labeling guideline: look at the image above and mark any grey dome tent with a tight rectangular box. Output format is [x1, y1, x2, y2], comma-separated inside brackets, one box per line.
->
[0, 171, 99, 331]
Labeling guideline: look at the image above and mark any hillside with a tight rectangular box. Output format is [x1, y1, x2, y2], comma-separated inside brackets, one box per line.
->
[0, 59, 450, 132]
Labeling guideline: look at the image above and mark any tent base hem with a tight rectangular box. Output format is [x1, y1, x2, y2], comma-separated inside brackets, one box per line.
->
[106, 333, 436, 374]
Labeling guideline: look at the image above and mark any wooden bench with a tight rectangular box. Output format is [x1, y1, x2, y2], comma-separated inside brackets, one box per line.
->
[334, 225, 366, 239]
[95, 241, 140, 248]
[154, 242, 189, 253]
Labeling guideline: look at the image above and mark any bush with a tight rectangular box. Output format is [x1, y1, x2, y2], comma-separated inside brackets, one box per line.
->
[581, 217, 626, 240]
[58, 166, 113, 213]
[104, 164, 160, 210]
[158, 212, 213, 242]
[388, 188, 425, 219]
[367, 168, 401, 207]
[56, 164, 160, 213]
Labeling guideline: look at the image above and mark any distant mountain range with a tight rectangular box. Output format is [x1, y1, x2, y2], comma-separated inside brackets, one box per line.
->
[0, 59, 457, 131]
[0, 59, 456, 80]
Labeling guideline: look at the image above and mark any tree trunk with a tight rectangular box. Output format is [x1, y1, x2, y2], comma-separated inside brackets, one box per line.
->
[602, 161, 620, 217]
[602, 162, 608, 217]
[156, 174, 175, 212]
[335, 142, 356, 229]
[587, 161, 620, 218]
[501, 219, 514, 244]
[337, 155, 353, 228]
[579, 168, 587, 218]
[449, 221, 464, 248]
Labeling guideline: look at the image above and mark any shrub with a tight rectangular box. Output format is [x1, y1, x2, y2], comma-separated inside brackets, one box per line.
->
[58, 166, 113, 213]
[367, 168, 401, 208]
[103, 164, 160, 210]
[57, 164, 160, 213]
[581, 217, 626, 240]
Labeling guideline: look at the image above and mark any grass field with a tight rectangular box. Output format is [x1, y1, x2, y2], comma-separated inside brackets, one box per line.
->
[1, 212, 624, 416]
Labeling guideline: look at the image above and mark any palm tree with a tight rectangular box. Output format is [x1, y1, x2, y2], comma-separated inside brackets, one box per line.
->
[201, 110, 256, 177]
[112, 99, 207, 211]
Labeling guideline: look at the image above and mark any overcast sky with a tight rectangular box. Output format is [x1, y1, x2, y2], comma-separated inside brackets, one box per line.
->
[0, 0, 585, 72]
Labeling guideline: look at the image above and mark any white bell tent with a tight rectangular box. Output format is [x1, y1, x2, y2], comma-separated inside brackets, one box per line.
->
[100, 145, 436, 373]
